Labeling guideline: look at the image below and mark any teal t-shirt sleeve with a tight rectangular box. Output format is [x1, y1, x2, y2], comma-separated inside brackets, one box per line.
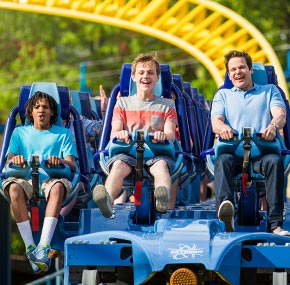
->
[6, 127, 21, 157]
[62, 128, 79, 159]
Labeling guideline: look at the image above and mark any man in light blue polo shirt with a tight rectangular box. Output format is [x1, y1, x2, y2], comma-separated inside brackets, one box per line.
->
[211, 50, 289, 236]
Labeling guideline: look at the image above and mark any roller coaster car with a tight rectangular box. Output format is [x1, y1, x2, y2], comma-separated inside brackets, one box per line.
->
[0, 82, 91, 251]
[201, 62, 290, 229]
[64, 63, 290, 285]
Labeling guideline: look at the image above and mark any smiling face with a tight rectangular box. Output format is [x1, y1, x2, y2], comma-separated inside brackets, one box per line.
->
[227, 56, 253, 91]
[131, 61, 160, 96]
[31, 98, 54, 130]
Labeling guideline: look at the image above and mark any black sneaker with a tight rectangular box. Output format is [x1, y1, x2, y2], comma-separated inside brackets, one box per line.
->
[218, 200, 235, 232]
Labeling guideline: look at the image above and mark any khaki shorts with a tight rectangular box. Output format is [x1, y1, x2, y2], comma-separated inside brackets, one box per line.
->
[2, 177, 72, 201]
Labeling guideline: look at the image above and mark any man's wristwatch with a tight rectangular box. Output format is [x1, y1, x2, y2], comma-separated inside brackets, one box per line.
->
[270, 122, 279, 130]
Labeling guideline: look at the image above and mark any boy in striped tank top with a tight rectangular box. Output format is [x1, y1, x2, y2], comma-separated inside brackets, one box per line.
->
[93, 52, 178, 218]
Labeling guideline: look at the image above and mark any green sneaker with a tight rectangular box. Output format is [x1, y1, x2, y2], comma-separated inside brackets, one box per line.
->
[29, 244, 51, 272]
[154, 186, 170, 213]
[93, 185, 114, 218]
[26, 244, 42, 274]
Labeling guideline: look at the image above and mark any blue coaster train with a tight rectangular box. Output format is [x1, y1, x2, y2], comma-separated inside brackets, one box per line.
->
[1, 62, 290, 285]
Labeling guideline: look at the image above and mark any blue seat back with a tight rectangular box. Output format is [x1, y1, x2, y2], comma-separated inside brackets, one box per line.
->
[58, 86, 71, 122]
[96, 63, 187, 171]
[90, 96, 102, 119]
[18, 84, 70, 125]
[203, 63, 290, 180]
[204, 63, 289, 151]
[120, 63, 172, 98]
[223, 62, 268, 88]
[221, 63, 290, 149]
[18, 85, 31, 125]
[183, 82, 202, 158]
[170, 74, 191, 154]
[15, 82, 90, 178]
[70, 90, 92, 118]
[27, 82, 63, 126]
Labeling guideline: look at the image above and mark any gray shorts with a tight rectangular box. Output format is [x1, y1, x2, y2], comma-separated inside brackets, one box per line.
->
[107, 153, 175, 173]
[2, 177, 72, 201]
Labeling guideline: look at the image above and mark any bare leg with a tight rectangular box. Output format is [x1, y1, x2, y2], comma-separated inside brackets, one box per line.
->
[60, 182, 81, 216]
[113, 190, 127, 205]
[45, 183, 65, 218]
[200, 175, 208, 202]
[93, 160, 133, 218]
[149, 160, 172, 212]
[105, 160, 132, 203]
[9, 183, 29, 222]
[260, 194, 268, 211]
[149, 160, 172, 191]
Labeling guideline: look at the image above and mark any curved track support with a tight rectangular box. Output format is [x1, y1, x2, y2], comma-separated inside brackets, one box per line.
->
[0, 0, 287, 98]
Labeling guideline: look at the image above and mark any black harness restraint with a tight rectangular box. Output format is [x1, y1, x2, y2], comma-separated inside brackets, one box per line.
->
[31, 154, 40, 231]
[134, 130, 145, 205]
[242, 127, 252, 196]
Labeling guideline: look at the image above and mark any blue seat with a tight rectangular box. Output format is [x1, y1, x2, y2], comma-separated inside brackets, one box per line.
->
[201, 63, 290, 228]
[90, 96, 102, 120]
[183, 82, 202, 158]
[0, 82, 91, 249]
[98, 64, 192, 153]
[97, 63, 186, 177]
[69, 90, 101, 190]
[202, 63, 290, 177]
[70, 90, 100, 121]
[94, 63, 193, 224]
[171, 74, 205, 205]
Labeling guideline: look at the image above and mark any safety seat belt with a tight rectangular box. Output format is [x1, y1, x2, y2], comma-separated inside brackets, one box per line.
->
[135, 130, 145, 206]
[242, 127, 252, 196]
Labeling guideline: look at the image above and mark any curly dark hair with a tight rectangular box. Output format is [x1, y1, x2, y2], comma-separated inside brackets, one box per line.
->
[25, 91, 58, 124]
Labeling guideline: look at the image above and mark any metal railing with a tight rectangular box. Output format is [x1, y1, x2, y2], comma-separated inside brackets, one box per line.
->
[24, 258, 64, 285]
[24, 269, 64, 285]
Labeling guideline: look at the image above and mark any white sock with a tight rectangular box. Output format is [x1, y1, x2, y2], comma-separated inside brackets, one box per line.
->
[39, 217, 58, 246]
[17, 220, 35, 248]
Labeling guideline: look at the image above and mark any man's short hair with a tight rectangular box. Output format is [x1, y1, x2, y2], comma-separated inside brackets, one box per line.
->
[224, 50, 252, 71]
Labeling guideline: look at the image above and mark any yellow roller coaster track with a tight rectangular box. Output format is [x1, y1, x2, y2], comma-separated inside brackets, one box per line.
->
[0, 0, 288, 98]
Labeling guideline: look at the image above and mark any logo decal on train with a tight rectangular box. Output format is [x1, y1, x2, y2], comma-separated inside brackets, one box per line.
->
[169, 244, 204, 260]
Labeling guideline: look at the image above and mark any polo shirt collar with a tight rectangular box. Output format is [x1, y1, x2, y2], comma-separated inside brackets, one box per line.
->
[231, 83, 258, 92]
